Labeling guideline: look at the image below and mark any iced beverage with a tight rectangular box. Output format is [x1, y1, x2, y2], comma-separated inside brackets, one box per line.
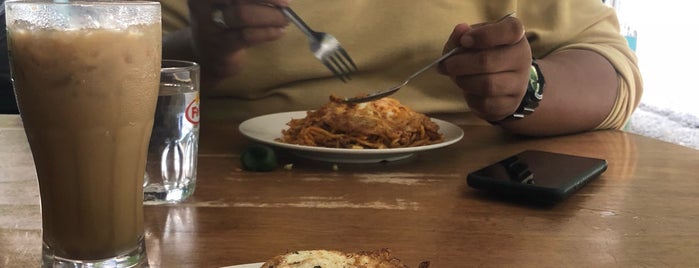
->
[5, 1, 161, 266]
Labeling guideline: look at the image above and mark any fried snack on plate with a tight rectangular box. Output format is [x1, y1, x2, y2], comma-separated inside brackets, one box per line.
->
[260, 248, 429, 268]
[278, 95, 444, 149]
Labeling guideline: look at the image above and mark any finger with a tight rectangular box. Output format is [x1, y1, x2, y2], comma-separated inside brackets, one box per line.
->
[232, 26, 287, 45]
[460, 17, 525, 49]
[439, 23, 471, 75]
[188, 0, 220, 32]
[454, 72, 526, 99]
[444, 23, 471, 53]
[441, 39, 531, 76]
[212, 0, 292, 8]
[194, 0, 289, 49]
[257, 0, 292, 6]
[463, 93, 521, 122]
[219, 2, 289, 29]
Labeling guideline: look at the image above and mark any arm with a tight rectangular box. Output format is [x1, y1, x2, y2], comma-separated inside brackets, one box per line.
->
[507, 49, 618, 136]
[439, 15, 628, 136]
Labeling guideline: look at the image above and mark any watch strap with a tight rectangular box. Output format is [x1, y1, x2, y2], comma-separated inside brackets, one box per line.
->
[490, 59, 544, 124]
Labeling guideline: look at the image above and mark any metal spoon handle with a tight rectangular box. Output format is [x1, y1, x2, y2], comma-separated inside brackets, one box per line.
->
[343, 12, 515, 104]
[408, 47, 460, 82]
[343, 47, 461, 104]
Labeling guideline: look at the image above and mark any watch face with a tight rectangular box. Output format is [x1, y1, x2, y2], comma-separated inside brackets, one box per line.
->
[529, 65, 543, 100]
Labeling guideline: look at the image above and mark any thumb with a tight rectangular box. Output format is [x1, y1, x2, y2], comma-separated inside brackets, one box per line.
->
[444, 23, 472, 53]
[439, 23, 471, 75]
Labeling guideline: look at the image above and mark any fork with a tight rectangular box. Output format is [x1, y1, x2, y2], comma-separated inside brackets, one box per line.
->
[343, 12, 515, 103]
[281, 7, 357, 82]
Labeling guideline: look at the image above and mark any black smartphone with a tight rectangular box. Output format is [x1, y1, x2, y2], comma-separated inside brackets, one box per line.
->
[467, 150, 607, 203]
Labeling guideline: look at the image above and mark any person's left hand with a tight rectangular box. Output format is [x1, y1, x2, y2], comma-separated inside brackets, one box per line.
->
[438, 16, 532, 122]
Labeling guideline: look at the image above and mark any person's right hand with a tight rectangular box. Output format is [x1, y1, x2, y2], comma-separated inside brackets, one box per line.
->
[187, 0, 291, 83]
[438, 16, 531, 123]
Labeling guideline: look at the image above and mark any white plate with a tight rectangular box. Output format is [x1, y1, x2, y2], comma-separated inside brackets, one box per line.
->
[238, 111, 464, 163]
[221, 262, 264, 268]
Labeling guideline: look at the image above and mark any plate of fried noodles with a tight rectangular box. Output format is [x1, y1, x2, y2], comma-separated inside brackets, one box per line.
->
[238, 96, 464, 163]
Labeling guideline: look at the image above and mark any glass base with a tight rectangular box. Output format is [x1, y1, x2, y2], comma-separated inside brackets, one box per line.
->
[42, 236, 148, 268]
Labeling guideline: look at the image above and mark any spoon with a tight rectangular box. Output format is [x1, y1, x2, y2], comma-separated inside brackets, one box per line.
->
[343, 12, 515, 104]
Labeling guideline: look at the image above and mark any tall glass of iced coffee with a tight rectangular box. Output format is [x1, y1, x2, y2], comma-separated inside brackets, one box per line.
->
[5, 1, 161, 266]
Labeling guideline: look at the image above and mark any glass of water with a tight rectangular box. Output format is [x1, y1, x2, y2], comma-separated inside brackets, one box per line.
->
[144, 60, 200, 203]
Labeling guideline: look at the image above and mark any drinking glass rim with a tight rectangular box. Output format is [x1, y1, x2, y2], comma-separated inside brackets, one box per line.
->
[161, 60, 201, 73]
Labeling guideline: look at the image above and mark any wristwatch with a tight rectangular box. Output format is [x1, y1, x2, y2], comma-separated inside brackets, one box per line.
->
[492, 59, 545, 123]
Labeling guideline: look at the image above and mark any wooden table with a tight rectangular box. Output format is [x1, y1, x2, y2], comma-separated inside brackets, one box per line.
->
[2, 113, 698, 267]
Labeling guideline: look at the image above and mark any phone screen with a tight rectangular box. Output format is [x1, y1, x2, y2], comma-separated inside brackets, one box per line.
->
[467, 150, 607, 203]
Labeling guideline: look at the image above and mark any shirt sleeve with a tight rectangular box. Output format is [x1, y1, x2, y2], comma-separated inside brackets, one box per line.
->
[520, 0, 643, 130]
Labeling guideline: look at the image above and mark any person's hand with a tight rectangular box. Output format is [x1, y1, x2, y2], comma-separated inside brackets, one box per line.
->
[438, 16, 531, 122]
[187, 0, 291, 83]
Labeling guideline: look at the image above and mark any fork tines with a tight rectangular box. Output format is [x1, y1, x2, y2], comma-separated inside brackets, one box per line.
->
[321, 46, 357, 82]
[282, 7, 357, 82]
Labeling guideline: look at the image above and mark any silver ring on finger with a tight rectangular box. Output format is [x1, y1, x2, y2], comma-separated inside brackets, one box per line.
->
[211, 6, 228, 29]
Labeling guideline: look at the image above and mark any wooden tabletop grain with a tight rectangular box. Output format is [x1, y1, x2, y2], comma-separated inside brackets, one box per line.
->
[1, 113, 698, 267]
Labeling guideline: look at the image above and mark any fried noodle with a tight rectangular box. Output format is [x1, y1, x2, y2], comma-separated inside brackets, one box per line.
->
[278, 95, 445, 149]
